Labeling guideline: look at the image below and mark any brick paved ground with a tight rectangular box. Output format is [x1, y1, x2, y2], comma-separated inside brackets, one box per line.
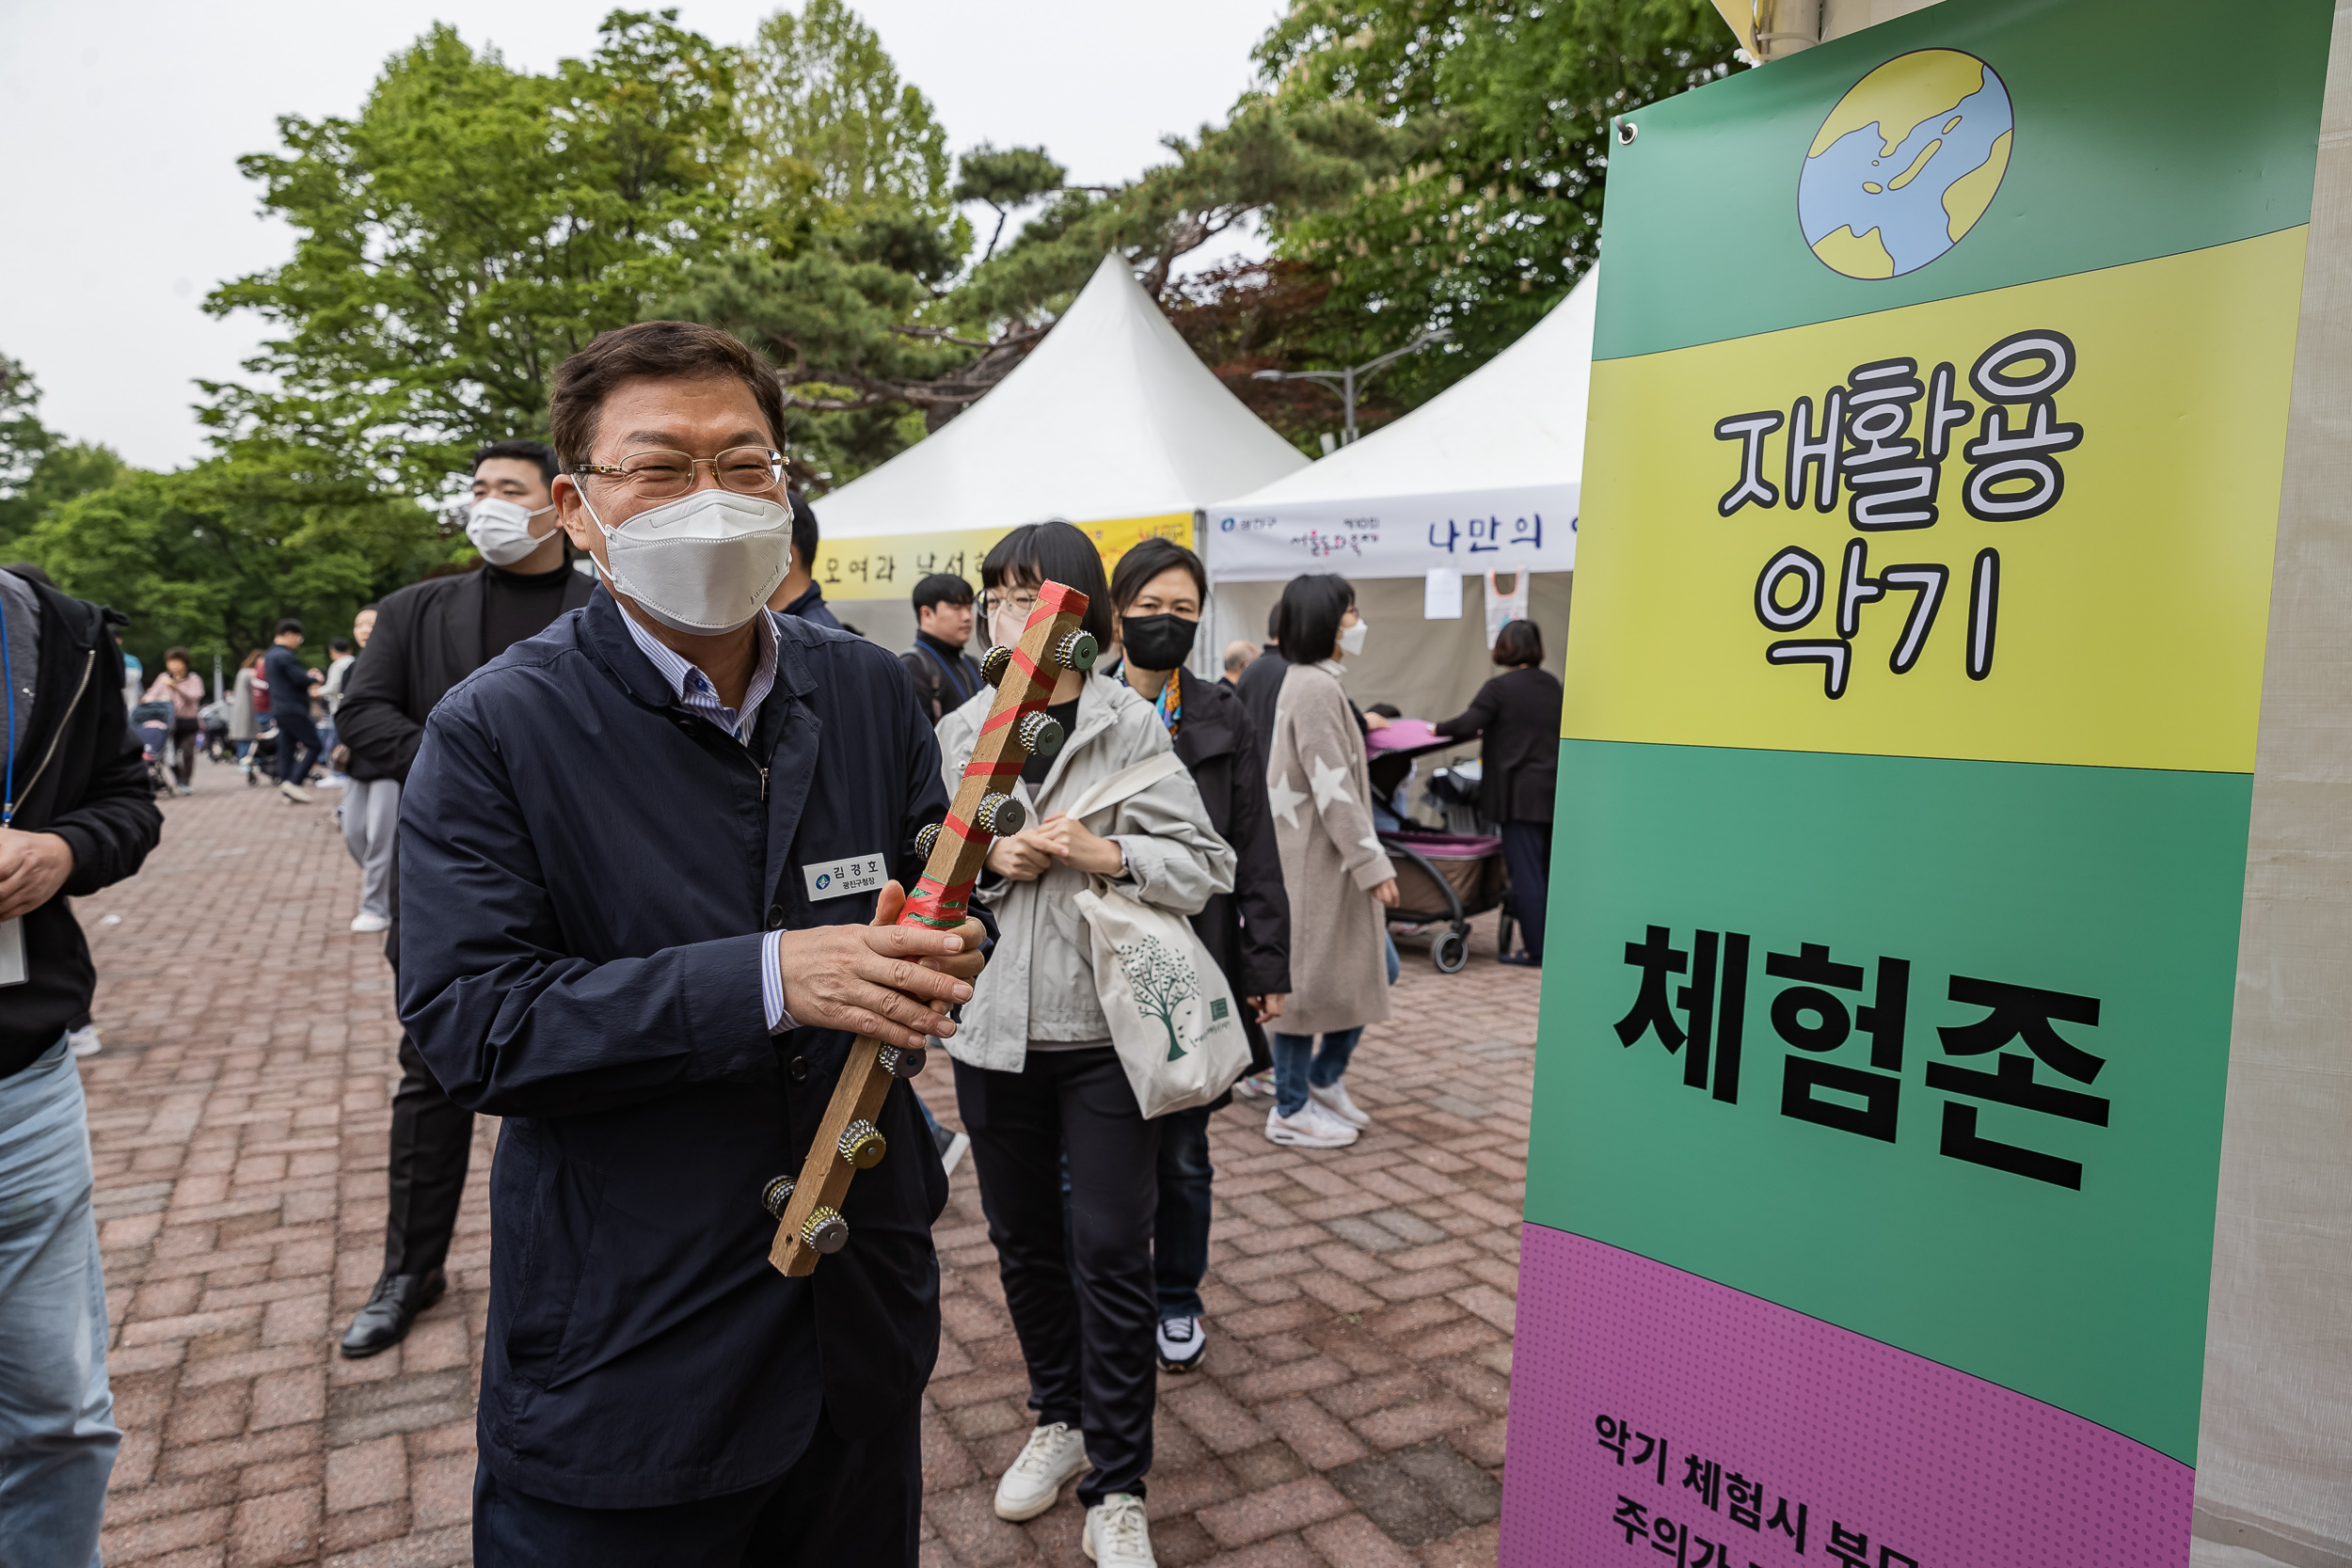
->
[75, 759, 1537, 1566]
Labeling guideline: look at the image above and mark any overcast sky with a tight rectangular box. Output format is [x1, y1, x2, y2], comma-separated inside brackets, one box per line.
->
[0, 0, 1284, 472]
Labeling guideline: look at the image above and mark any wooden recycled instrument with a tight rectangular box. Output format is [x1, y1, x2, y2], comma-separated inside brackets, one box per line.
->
[763, 580, 1096, 1276]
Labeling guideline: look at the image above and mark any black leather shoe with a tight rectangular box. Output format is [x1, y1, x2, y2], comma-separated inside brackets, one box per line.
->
[339, 1269, 446, 1359]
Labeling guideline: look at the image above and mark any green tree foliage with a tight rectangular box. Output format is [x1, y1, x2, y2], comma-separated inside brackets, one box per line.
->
[9, 456, 433, 671]
[738, 0, 959, 231]
[955, 145, 1069, 265]
[202, 10, 739, 498]
[960, 100, 1395, 325]
[1254, 0, 1737, 406]
[0, 354, 128, 551]
[670, 0, 986, 483]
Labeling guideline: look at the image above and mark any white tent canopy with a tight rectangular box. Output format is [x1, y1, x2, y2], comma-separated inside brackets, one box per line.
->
[1202, 266, 1597, 581]
[805, 254, 1308, 594]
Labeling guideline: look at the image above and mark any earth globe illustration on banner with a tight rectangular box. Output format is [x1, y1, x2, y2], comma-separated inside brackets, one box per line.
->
[1799, 49, 2013, 279]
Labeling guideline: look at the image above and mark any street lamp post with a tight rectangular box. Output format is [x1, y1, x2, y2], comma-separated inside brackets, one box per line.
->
[1252, 328, 1454, 447]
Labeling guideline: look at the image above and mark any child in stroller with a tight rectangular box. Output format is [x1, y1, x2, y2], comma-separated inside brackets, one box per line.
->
[130, 699, 178, 796]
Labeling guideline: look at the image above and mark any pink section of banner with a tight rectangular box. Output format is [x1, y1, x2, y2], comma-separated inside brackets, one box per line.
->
[1499, 1225, 2193, 1567]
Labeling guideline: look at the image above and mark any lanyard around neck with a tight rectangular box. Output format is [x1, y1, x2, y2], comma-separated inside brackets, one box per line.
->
[0, 587, 16, 826]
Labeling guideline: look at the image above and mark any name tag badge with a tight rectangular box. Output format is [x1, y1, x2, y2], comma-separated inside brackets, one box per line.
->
[0, 917, 23, 988]
[803, 852, 889, 903]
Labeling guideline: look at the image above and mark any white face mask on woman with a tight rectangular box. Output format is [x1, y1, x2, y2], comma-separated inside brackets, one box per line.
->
[581, 487, 795, 636]
[466, 497, 558, 567]
[1338, 617, 1369, 657]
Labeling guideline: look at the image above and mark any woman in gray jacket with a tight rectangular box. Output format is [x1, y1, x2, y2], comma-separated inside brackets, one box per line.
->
[937, 521, 1234, 1568]
[1262, 573, 1399, 1148]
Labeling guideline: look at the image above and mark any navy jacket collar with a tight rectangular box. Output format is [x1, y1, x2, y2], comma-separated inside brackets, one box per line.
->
[578, 590, 817, 714]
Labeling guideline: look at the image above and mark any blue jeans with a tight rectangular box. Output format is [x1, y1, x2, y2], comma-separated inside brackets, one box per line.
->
[0, 1038, 119, 1568]
[1270, 1028, 1364, 1117]
[1152, 1107, 1214, 1321]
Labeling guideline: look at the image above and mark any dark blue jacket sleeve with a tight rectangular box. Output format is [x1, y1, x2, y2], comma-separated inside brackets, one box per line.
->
[394, 700, 776, 1119]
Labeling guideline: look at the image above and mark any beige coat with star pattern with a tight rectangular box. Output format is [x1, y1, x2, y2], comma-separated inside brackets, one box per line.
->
[1264, 659, 1395, 1037]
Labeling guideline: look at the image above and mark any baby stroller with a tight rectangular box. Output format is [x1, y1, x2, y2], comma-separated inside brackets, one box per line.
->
[1362, 720, 1515, 973]
[1378, 827, 1512, 974]
[130, 700, 177, 796]
[240, 720, 279, 786]
[198, 699, 234, 764]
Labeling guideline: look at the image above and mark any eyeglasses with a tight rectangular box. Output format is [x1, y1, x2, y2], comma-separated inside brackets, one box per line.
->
[981, 592, 1041, 621]
[572, 447, 785, 501]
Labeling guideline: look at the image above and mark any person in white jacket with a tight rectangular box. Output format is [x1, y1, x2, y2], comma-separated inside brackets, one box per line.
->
[936, 521, 1234, 1568]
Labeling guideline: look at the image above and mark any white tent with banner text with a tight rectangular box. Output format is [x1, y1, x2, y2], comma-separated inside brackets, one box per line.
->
[805, 254, 1308, 610]
[1196, 267, 1595, 724]
[1200, 264, 1597, 583]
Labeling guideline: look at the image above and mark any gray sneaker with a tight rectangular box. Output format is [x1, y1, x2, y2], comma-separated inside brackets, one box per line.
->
[1084, 1493, 1156, 1566]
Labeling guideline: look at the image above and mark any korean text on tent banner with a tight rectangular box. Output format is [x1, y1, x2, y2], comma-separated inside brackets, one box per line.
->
[808, 513, 1194, 598]
[1206, 485, 1577, 582]
[1504, 0, 2330, 1563]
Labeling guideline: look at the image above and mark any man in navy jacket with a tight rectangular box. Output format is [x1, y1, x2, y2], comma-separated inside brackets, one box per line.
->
[397, 321, 983, 1565]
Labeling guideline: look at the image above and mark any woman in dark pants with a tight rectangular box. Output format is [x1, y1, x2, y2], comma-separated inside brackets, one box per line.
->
[1433, 619, 1565, 966]
[1104, 538, 1291, 1377]
[938, 523, 1235, 1568]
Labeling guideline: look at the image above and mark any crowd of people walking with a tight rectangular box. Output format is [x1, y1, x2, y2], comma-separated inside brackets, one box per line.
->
[0, 320, 1560, 1568]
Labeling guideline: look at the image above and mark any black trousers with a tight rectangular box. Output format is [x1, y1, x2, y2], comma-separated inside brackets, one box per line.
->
[471, 1399, 922, 1567]
[273, 712, 320, 784]
[955, 1047, 1160, 1504]
[384, 1029, 473, 1277]
[1501, 820, 1553, 960]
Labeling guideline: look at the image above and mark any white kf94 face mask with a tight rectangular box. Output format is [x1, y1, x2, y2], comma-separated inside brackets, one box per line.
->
[1338, 617, 1369, 657]
[583, 486, 795, 636]
[466, 497, 558, 567]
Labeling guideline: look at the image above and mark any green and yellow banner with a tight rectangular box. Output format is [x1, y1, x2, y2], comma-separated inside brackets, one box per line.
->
[1502, 3, 2331, 1562]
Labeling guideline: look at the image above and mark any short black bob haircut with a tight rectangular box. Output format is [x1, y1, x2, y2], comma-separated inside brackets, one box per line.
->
[473, 439, 559, 486]
[912, 572, 975, 612]
[1493, 618, 1544, 668]
[1108, 536, 1207, 610]
[978, 520, 1115, 647]
[789, 491, 818, 571]
[1274, 573, 1355, 666]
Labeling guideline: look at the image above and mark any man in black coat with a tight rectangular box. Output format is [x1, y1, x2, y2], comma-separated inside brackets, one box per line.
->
[1232, 602, 1288, 744]
[400, 320, 984, 1565]
[0, 566, 163, 1564]
[899, 571, 982, 725]
[333, 438, 596, 1357]
[767, 491, 845, 629]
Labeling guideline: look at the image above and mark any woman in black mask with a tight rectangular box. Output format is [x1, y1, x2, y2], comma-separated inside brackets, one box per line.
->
[1108, 537, 1291, 1376]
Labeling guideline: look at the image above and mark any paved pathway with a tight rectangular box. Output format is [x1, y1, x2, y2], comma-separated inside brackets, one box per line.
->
[74, 761, 1538, 1566]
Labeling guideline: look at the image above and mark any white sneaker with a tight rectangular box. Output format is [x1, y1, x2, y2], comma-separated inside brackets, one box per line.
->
[994, 1421, 1089, 1521]
[1309, 1079, 1372, 1129]
[1231, 1070, 1274, 1101]
[278, 781, 312, 804]
[1084, 1493, 1155, 1566]
[1265, 1100, 1358, 1148]
[1155, 1315, 1207, 1373]
[66, 1025, 103, 1058]
[350, 912, 389, 934]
